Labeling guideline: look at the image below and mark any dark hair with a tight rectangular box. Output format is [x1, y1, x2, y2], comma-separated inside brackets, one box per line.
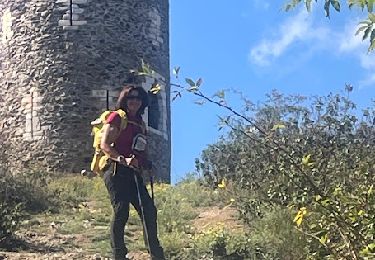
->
[115, 85, 148, 116]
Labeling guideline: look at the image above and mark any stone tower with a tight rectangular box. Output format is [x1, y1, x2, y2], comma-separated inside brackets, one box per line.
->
[0, 0, 170, 182]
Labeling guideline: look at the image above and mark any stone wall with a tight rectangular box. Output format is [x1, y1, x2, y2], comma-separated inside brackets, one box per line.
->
[0, 0, 170, 183]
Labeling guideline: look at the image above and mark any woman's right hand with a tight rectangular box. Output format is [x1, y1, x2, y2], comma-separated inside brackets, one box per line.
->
[117, 155, 126, 165]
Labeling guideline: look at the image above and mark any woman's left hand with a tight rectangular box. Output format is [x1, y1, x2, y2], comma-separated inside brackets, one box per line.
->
[125, 156, 139, 168]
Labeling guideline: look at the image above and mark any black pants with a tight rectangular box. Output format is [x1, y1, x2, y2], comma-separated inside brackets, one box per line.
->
[103, 163, 165, 260]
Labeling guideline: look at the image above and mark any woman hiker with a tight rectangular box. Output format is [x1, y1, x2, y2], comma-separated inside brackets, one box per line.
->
[100, 85, 165, 260]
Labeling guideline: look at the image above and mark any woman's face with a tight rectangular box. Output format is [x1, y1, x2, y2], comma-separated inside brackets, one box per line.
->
[126, 90, 142, 115]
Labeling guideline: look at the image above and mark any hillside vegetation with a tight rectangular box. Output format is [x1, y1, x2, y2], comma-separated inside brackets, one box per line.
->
[1, 89, 374, 259]
[0, 173, 251, 260]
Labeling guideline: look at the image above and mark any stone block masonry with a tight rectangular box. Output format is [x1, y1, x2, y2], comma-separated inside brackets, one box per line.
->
[0, 0, 171, 183]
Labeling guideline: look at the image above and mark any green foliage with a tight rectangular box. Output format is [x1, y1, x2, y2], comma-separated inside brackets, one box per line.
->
[2, 171, 293, 259]
[0, 202, 23, 241]
[48, 176, 101, 208]
[248, 207, 309, 259]
[0, 170, 61, 241]
[197, 89, 375, 259]
[155, 184, 197, 234]
[154, 179, 251, 259]
[154, 179, 221, 236]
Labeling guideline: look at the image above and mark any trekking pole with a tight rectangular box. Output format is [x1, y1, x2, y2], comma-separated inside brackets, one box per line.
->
[133, 172, 152, 259]
[150, 174, 154, 202]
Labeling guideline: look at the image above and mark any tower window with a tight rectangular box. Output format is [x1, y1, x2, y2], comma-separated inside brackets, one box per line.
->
[148, 93, 160, 130]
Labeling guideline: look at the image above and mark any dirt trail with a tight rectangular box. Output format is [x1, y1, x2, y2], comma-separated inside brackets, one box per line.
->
[0, 206, 241, 260]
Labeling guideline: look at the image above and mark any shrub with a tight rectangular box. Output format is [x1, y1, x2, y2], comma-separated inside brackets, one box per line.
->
[47, 176, 100, 208]
[0, 170, 57, 241]
[0, 201, 23, 242]
[197, 90, 375, 258]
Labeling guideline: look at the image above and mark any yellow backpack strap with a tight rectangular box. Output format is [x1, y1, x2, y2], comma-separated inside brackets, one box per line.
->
[116, 109, 128, 130]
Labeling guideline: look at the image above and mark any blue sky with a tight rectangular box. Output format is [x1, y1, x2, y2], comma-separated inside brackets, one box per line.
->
[169, 1, 375, 183]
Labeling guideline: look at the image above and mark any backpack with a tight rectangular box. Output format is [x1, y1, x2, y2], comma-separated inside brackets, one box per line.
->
[90, 109, 128, 175]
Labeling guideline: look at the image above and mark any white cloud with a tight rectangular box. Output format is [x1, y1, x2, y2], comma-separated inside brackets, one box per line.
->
[338, 22, 365, 52]
[249, 8, 375, 88]
[249, 9, 329, 66]
[338, 21, 375, 88]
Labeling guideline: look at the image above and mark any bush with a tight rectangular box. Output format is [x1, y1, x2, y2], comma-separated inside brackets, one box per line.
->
[174, 177, 222, 207]
[247, 207, 309, 259]
[47, 176, 101, 208]
[0, 170, 55, 241]
[0, 170, 92, 241]
[155, 183, 197, 234]
[197, 90, 375, 258]
[0, 202, 23, 241]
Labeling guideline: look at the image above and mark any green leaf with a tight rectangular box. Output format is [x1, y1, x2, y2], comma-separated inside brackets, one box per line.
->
[194, 100, 205, 105]
[188, 86, 199, 92]
[363, 26, 372, 40]
[324, 0, 331, 17]
[196, 78, 203, 87]
[371, 27, 375, 43]
[271, 124, 286, 131]
[330, 0, 341, 12]
[173, 66, 180, 75]
[356, 25, 369, 35]
[139, 59, 155, 76]
[369, 37, 375, 51]
[345, 83, 354, 92]
[171, 92, 181, 101]
[214, 90, 225, 99]
[368, 29, 375, 52]
[369, 13, 375, 23]
[361, 246, 370, 255]
[284, 0, 302, 12]
[185, 78, 196, 87]
[302, 154, 312, 165]
[141, 59, 150, 74]
[368, 184, 373, 195]
[368, 1, 374, 12]
[359, 20, 373, 25]
[319, 233, 328, 245]
[305, 0, 313, 12]
[293, 207, 307, 227]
